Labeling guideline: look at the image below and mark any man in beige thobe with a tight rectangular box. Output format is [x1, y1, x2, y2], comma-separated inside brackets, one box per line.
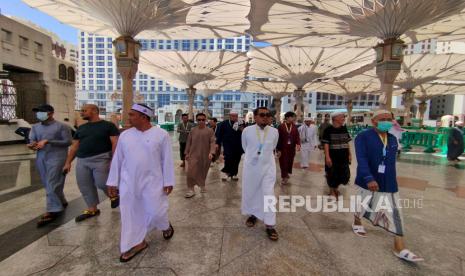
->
[185, 113, 216, 198]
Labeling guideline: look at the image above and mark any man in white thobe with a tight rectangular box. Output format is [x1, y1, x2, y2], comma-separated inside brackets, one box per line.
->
[241, 107, 280, 241]
[299, 117, 319, 168]
[107, 104, 175, 263]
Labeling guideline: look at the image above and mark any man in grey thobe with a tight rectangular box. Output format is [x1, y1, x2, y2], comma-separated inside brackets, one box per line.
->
[28, 104, 72, 227]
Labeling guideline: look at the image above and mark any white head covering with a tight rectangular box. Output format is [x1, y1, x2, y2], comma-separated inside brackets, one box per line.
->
[371, 109, 391, 119]
[455, 121, 464, 126]
[229, 109, 240, 115]
[131, 103, 154, 117]
[330, 112, 345, 119]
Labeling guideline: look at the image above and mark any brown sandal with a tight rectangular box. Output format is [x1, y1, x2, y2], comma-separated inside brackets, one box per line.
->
[119, 242, 148, 263]
[266, 228, 279, 241]
[246, 215, 257, 227]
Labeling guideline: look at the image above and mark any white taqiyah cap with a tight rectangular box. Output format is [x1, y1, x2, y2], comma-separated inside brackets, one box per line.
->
[304, 117, 313, 121]
[230, 109, 240, 115]
[131, 103, 154, 117]
[330, 112, 345, 119]
[371, 109, 391, 119]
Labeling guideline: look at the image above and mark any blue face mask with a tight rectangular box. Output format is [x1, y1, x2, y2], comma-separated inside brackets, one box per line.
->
[377, 121, 393, 132]
[36, 112, 48, 121]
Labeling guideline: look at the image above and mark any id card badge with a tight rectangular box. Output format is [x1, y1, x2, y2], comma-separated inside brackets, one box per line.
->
[378, 164, 386, 174]
[287, 138, 292, 145]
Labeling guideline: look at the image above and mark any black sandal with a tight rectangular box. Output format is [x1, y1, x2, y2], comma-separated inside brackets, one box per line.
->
[110, 196, 120, 209]
[266, 227, 279, 241]
[119, 242, 148, 263]
[75, 209, 100, 222]
[246, 215, 257, 227]
[36, 212, 60, 228]
[162, 223, 174, 240]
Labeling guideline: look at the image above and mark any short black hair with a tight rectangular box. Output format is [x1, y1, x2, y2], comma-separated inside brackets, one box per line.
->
[196, 113, 206, 119]
[210, 117, 218, 123]
[181, 113, 188, 117]
[253, 107, 269, 116]
[284, 111, 296, 118]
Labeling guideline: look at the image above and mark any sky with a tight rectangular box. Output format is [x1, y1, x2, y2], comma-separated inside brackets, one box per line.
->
[0, 0, 78, 44]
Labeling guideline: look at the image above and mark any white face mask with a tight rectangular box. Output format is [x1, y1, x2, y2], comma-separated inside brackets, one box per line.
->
[36, 112, 48, 121]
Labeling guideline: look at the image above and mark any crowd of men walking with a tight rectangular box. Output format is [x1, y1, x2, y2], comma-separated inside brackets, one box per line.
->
[27, 103, 445, 263]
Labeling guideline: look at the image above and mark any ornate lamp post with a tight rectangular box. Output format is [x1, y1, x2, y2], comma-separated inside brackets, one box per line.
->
[113, 36, 140, 128]
[293, 88, 305, 123]
[375, 39, 406, 110]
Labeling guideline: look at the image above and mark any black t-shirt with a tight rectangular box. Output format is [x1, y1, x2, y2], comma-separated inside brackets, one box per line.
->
[74, 120, 119, 158]
[321, 125, 351, 164]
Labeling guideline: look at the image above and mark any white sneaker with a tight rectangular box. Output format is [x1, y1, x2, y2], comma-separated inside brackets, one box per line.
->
[231, 176, 239, 181]
[184, 190, 195, 198]
[200, 187, 207, 193]
[221, 173, 229, 181]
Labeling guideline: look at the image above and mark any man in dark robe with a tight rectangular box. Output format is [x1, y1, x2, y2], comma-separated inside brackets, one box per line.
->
[216, 111, 245, 181]
[448, 121, 464, 162]
[276, 111, 301, 185]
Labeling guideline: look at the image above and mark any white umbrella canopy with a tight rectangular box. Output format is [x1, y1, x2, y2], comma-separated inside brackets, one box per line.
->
[251, 0, 465, 47]
[247, 46, 376, 89]
[197, 78, 244, 97]
[337, 53, 465, 90]
[23, 0, 251, 38]
[244, 80, 295, 96]
[139, 50, 248, 88]
[244, 80, 296, 122]
[396, 83, 465, 100]
[306, 79, 381, 99]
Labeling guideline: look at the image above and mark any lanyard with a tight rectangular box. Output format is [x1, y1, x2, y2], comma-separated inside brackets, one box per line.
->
[256, 126, 269, 155]
[378, 133, 388, 161]
[284, 123, 292, 134]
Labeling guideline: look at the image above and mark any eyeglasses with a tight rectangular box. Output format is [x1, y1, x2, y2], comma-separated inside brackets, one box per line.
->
[258, 113, 271, 118]
[197, 119, 206, 121]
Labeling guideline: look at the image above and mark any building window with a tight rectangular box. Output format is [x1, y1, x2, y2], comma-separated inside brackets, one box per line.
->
[34, 42, 43, 53]
[67, 67, 75, 82]
[58, 64, 67, 80]
[19, 36, 29, 49]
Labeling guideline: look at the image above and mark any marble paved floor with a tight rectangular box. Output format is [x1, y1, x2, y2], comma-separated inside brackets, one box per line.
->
[0, 141, 464, 276]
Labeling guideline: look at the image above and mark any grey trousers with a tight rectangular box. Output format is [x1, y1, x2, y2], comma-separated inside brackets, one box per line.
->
[76, 152, 111, 208]
[36, 155, 67, 212]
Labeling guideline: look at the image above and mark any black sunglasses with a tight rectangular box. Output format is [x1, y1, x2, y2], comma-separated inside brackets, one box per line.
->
[197, 119, 206, 121]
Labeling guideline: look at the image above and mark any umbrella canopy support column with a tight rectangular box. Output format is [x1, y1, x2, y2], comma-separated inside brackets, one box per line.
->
[273, 96, 283, 124]
[293, 89, 305, 123]
[113, 36, 140, 128]
[186, 86, 197, 121]
[418, 100, 428, 127]
[346, 99, 354, 126]
[203, 96, 211, 118]
[375, 39, 405, 111]
[401, 89, 416, 126]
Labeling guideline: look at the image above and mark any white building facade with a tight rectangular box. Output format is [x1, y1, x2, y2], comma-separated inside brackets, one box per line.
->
[77, 32, 269, 121]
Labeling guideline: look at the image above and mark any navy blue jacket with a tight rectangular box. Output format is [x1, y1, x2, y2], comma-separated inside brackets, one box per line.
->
[354, 128, 399, 193]
[216, 120, 244, 156]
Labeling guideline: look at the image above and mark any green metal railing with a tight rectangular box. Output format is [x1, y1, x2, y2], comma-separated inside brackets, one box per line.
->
[401, 132, 437, 153]
[159, 123, 175, 131]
